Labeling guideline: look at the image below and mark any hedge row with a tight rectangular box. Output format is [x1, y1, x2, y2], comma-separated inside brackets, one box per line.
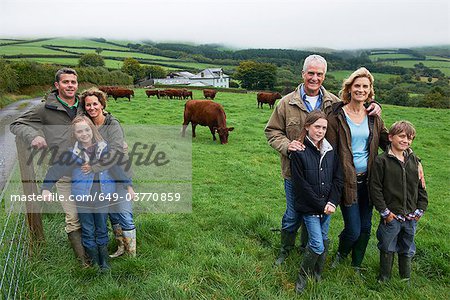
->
[0, 60, 132, 94]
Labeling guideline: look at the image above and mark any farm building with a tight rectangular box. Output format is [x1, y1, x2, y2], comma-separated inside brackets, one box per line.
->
[154, 68, 230, 88]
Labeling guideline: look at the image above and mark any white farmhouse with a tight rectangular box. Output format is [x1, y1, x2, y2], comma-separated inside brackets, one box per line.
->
[154, 68, 230, 88]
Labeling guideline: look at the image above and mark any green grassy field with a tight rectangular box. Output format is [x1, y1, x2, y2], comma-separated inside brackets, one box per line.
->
[328, 70, 399, 82]
[19, 90, 449, 299]
[70, 48, 175, 61]
[0, 44, 65, 55]
[383, 60, 450, 76]
[27, 38, 129, 50]
[368, 54, 416, 61]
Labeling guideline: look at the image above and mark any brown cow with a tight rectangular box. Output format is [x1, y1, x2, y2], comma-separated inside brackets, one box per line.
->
[257, 92, 282, 109]
[109, 88, 134, 101]
[203, 89, 217, 100]
[158, 90, 167, 99]
[164, 89, 183, 99]
[99, 86, 118, 97]
[145, 89, 160, 99]
[182, 100, 234, 144]
[182, 89, 193, 100]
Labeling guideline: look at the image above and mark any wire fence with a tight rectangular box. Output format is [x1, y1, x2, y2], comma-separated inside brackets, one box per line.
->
[0, 163, 30, 300]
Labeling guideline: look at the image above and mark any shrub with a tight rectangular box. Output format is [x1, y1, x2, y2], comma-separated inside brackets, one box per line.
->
[78, 53, 105, 67]
[229, 81, 239, 88]
[0, 60, 19, 93]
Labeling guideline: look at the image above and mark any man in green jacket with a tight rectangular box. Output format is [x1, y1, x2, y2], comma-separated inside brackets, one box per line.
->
[10, 68, 87, 265]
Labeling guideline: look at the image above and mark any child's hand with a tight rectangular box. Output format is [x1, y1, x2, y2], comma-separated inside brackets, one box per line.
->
[384, 212, 396, 224]
[127, 186, 135, 200]
[418, 162, 426, 189]
[81, 163, 92, 174]
[42, 190, 51, 201]
[324, 203, 336, 215]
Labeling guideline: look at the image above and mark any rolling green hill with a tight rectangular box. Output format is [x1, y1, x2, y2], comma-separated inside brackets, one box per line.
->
[0, 38, 220, 71]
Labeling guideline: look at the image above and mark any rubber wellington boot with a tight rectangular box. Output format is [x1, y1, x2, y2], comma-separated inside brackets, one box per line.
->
[85, 246, 100, 267]
[295, 247, 320, 294]
[123, 228, 137, 257]
[351, 232, 371, 268]
[67, 229, 88, 266]
[98, 245, 111, 272]
[110, 224, 125, 258]
[378, 251, 394, 282]
[314, 239, 330, 281]
[398, 254, 412, 281]
[274, 229, 296, 266]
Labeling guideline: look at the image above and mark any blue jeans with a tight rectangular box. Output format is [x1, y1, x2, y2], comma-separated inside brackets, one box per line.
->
[108, 186, 135, 231]
[303, 214, 331, 255]
[281, 179, 302, 233]
[376, 219, 417, 257]
[78, 211, 108, 248]
[340, 180, 373, 242]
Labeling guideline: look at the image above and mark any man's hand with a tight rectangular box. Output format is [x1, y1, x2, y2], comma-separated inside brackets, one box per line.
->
[288, 140, 305, 152]
[366, 102, 381, 117]
[81, 163, 92, 174]
[384, 212, 396, 224]
[31, 136, 47, 149]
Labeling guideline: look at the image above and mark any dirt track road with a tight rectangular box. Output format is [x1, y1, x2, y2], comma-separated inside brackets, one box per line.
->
[0, 98, 42, 194]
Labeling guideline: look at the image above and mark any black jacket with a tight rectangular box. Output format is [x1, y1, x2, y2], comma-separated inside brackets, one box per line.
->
[290, 138, 343, 214]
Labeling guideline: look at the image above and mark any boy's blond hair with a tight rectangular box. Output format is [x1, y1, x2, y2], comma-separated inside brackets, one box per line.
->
[389, 120, 416, 140]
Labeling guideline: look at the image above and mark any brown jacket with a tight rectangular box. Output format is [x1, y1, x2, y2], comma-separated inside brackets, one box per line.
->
[326, 102, 389, 206]
[265, 85, 340, 179]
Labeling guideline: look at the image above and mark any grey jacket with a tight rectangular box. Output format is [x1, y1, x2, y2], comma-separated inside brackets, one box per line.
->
[10, 92, 84, 158]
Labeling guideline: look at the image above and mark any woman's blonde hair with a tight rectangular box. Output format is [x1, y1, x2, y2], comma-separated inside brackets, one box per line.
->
[340, 67, 375, 104]
[71, 115, 104, 144]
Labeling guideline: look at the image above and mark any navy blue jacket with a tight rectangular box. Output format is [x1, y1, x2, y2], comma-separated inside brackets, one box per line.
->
[290, 138, 343, 215]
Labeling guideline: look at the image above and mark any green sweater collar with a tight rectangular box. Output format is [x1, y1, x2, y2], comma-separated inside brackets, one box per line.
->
[56, 95, 78, 109]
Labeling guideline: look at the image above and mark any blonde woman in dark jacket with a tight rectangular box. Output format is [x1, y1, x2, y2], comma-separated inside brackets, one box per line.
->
[326, 67, 389, 274]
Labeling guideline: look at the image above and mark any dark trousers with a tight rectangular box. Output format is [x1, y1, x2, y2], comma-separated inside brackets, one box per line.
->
[340, 179, 373, 242]
[376, 218, 417, 257]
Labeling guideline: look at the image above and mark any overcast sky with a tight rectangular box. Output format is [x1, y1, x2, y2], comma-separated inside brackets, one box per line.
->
[1, 0, 448, 50]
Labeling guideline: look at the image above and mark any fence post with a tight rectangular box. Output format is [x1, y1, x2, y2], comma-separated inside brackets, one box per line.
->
[15, 137, 44, 243]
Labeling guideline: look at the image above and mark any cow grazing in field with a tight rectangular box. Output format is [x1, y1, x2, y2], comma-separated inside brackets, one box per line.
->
[203, 89, 218, 100]
[158, 90, 168, 99]
[257, 92, 282, 109]
[145, 89, 160, 99]
[109, 88, 134, 101]
[182, 89, 193, 100]
[98, 86, 118, 97]
[182, 100, 234, 144]
[161, 89, 182, 99]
